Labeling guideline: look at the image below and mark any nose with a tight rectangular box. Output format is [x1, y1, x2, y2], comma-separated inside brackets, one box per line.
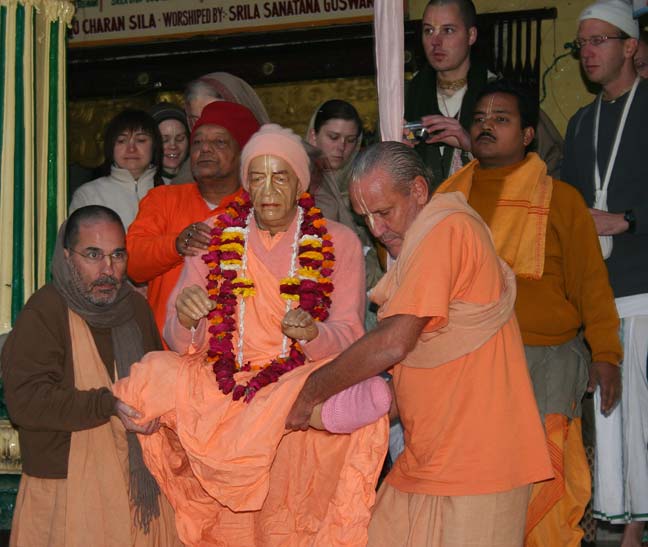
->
[579, 43, 595, 59]
[428, 31, 442, 47]
[100, 255, 116, 275]
[259, 174, 276, 197]
[480, 116, 494, 131]
[126, 139, 137, 152]
[167, 140, 178, 150]
[369, 215, 387, 239]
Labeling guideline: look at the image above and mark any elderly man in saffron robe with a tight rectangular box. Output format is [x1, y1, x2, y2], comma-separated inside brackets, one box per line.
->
[113, 124, 391, 546]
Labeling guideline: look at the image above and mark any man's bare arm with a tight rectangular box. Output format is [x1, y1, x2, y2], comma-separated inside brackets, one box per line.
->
[286, 314, 430, 430]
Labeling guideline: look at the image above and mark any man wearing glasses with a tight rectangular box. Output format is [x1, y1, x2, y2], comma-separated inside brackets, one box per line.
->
[1, 205, 180, 546]
[563, 1, 648, 545]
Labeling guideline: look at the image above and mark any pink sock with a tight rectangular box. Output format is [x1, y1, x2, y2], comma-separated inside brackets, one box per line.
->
[321, 377, 392, 434]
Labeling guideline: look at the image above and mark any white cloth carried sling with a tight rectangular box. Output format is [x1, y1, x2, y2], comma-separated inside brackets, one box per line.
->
[593, 77, 639, 259]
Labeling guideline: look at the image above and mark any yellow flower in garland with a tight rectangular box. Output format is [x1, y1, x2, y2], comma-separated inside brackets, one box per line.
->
[297, 267, 320, 280]
[279, 277, 300, 301]
[220, 242, 245, 254]
[232, 277, 256, 298]
[299, 251, 324, 261]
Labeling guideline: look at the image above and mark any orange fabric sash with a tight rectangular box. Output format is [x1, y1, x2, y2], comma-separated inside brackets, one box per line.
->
[436, 153, 552, 280]
[525, 415, 590, 547]
[371, 192, 517, 369]
[66, 310, 135, 546]
[66, 311, 179, 547]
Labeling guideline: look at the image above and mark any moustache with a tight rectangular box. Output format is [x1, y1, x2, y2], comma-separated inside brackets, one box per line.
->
[477, 131, 496, 142]
[91, 275, 119, 288]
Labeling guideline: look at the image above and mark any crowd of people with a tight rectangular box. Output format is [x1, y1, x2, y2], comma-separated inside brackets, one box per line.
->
[1, 0, 647, 546]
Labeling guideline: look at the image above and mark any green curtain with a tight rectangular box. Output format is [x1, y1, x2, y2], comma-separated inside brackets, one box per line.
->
[0, 0, 74, 333]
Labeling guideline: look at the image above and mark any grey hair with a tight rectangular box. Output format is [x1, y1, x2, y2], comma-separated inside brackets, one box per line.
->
[349, 141, 435, 196]
[183, 79, 222, 105]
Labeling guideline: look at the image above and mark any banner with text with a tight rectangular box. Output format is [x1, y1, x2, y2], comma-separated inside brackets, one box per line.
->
[70, 0, 375, 47]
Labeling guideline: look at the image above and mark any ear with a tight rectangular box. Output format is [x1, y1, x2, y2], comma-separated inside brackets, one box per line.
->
[468, 26, 478, 47]
[411, 175, 430, 205]
[63, 248, 70, 259]
[522, 126, 535, 147]
[307, 129, 317, 146]
[624, 38, 639, 60]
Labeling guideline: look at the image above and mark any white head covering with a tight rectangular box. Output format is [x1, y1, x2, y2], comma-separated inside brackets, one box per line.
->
[579, 0, 639, 39]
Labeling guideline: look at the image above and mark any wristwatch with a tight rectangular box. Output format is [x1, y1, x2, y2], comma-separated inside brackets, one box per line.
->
[624, 209, 636, 234]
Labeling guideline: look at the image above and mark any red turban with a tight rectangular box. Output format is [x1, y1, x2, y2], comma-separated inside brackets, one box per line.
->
[191, 101, 260, 150]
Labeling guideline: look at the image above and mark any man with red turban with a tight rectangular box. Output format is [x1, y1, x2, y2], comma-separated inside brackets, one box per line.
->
[126, 101, 260, 341]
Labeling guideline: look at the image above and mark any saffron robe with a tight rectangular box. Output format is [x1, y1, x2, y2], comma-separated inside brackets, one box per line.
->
[114, 217, 389, 546]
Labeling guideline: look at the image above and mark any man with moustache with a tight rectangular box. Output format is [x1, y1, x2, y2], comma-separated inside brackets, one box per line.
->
[405, 0, 563, 186]
[126, 101, 259, 339]
[286, 140, 553, 546]
[562, 2, 648, 544]
[437, 80, 621, 547]
[1, 206, 180, 546]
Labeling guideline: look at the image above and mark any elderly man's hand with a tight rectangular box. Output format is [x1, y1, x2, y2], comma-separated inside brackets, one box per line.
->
[587, 361, 621, 415]
[286, 386, 317, 431]
[176, 285, 214, 330]
[421, 114, 471, 152]
[281, 309, 318, 342]
[115, 400, 160, 435]
[175, 221, 211, 257]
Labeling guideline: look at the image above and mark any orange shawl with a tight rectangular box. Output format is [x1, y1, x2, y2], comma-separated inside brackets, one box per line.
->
[371, 192, 517, 369]
[436, 153, 553, 280]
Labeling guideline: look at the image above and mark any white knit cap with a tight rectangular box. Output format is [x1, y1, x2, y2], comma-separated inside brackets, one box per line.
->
[579, 0, 639, 39]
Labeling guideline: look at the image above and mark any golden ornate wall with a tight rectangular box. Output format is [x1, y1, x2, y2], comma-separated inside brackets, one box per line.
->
[69, 0, 610, 168]
[68, 78, 379, 168]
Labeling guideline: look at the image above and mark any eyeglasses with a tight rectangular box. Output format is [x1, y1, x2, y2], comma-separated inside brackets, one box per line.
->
[68, 248, 127, 263]
[573, 35, 627, 49]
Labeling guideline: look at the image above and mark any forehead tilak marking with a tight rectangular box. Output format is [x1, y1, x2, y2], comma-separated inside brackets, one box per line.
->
[354, 180, 375, 231]
[484, 94, 496, 120]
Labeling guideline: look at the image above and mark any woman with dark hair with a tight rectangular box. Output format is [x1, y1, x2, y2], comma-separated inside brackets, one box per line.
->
[307, 99, 362, 174]
[306, 100, 383, 290]
[70, 109, 164, 229]
[149, 102, 190, 181]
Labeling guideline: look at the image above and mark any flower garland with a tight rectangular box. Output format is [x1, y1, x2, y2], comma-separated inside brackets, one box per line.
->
[202, 192, 335, 402]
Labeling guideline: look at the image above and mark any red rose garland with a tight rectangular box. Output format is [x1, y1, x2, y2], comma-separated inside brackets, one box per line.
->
[202, 192, 335, 402]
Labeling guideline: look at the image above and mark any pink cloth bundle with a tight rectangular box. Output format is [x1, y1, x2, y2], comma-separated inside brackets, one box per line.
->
[321, 377, 392, 434]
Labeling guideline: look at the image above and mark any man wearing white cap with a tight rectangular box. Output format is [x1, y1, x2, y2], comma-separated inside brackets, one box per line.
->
[562, 2, 648, 545]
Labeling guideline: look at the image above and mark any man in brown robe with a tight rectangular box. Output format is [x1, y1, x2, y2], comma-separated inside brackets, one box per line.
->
[1, 205, 179, 546]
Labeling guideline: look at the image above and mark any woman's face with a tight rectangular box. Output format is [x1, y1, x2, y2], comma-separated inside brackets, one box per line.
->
[112, 129, 153, 180]
[185, 95, 219, 129]
[309, 118, 360, 170]
[247, 155, 300, 234]
[159, 119, 188, 175]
